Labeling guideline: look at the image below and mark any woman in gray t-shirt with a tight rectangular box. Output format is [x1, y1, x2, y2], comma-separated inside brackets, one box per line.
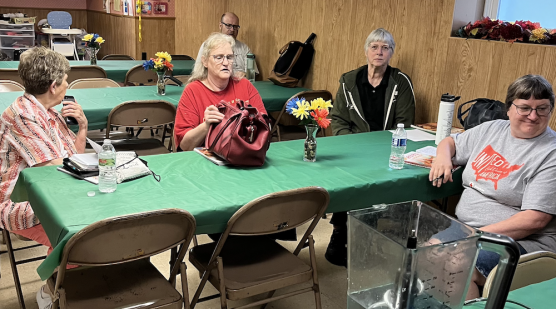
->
[430, 74, 556, 300]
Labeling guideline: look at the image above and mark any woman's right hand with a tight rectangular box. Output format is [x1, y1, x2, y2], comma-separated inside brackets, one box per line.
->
[203, 105, 224, 126]
[429, 155, 454, 188]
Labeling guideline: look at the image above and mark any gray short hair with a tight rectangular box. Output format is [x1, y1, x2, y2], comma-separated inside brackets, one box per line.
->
[364, 28, 396, 54]
[505, 75, 555, 111]
[188, 33, 235, 84]
[18, 47, 70, 95]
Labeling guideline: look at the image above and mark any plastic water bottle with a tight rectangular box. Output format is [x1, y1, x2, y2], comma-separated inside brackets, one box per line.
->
[98, 139, 117, 193]
[246, 53, 255, 83]
[389, 123, 407, 169]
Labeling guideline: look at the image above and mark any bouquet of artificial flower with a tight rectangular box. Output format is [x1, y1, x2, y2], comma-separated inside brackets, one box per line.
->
[82, 33, 105, 49]
[143, 51, 174, 73]
[285, 97, 333, 129]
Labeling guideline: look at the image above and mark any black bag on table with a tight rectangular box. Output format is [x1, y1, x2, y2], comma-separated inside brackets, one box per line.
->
[268, 33, 316, 88]
[457, 98, 509, 130]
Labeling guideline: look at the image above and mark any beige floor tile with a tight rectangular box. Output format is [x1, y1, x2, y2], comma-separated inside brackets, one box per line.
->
[1, 216, 348, 309]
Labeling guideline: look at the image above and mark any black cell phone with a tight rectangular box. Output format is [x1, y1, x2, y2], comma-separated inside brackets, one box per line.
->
[63, 95, 78, 126]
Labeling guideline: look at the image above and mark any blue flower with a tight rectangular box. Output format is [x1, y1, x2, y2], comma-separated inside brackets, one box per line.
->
[92, 33, 99, 40]
[143, 59, 154, 71]
[286, 97, 305, 114]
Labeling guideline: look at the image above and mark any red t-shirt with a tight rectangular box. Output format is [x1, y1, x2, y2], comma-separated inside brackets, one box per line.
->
[174, 78, 267, 148]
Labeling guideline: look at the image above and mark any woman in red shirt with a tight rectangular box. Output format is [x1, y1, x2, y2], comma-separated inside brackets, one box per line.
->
[175, 32, 267, 151]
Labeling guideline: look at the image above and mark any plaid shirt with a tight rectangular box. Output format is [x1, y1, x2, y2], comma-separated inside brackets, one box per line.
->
[0, 94, 77, 231]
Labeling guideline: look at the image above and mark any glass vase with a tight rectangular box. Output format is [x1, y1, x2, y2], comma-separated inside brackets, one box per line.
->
[156, 71, 166, 95]
[86, 47, 99, 65]
[304, 124, 318, 162]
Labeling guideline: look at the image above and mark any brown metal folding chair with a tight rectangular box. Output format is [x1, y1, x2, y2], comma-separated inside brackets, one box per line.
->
[0, 69, 23, 85]
[483, 251, 556, 298]
[101, 54, 135, 60]
[66, 66, 107, 84]
[124, 64, 158, 86]
[270, 90, 333, 141]
[189, 186, 329, 309]
[171, 54, 194, 61]
[68, 78, 120, 89]
[46, 208, 196, 309]
[0, 80, 25, 92]
[103, 100, 176, 155]
[0, 229, 47, 309]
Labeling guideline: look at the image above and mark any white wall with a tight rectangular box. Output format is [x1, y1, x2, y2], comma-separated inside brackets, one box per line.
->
[452, 0, 485, 33]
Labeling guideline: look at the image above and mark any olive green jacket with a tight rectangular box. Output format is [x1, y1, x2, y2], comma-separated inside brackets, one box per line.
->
[330, 65, 416, 135]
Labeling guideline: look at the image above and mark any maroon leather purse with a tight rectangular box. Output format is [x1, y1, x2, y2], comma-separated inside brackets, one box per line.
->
[205, 100, 271, 166]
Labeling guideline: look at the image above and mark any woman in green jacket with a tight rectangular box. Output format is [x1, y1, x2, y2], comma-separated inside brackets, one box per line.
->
[326, 28, 416, 267]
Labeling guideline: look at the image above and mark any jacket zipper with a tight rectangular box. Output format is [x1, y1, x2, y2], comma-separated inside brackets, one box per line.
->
[383, 84, 398, 130]
[342, 83, 369, 131]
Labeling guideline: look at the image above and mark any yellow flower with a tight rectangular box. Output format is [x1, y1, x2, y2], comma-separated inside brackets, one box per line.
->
[95, 37, 105, 44]
[291, 101, 309, 120]
[530, 28, 548, 42]
[83, 34, 93, 42]
[308, 100, 320, 111]
[153, 58, 164, 69]
[311, 98, 333, 110]
[155, 51, 172, 63]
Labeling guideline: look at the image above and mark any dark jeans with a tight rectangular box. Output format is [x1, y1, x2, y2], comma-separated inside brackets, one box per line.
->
[330, 211, 347, 228]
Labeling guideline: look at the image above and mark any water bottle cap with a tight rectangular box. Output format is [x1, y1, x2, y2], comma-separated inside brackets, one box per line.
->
[104, 139, 111, 144]
[397, 123, 404, 128]
[247, 53, 255, 59]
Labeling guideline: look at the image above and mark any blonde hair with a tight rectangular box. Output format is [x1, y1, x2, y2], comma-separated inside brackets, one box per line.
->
[18, 47, 70, 95]
[188, 32, 235, 84]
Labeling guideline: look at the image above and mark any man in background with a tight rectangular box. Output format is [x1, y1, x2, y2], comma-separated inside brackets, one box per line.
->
[197, 12, 259, 78]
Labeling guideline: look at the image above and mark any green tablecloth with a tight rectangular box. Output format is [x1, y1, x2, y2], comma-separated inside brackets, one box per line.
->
[0, 60, 194, 82]
[0, 81, 309, 129]
[11, 131, 463, 280]
[464, 277, 556, 309]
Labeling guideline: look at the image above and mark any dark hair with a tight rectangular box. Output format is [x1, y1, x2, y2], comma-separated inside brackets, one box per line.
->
[505, 75, 555, 111]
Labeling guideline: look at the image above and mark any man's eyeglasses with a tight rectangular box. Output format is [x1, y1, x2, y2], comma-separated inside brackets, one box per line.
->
[221, 22, 240, 31]
[512, 103, 553, 116]
[211, 54, 235, 64]
[369, 44, 391, 53]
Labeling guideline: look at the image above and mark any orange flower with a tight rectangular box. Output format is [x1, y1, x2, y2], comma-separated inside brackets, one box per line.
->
[311, 108, 330, 129]
[164, 60, 174, 71]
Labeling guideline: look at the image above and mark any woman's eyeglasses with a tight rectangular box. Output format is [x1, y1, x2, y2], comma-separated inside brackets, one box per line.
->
[512, 103, 553, 116]
[211, 54, 235, 64]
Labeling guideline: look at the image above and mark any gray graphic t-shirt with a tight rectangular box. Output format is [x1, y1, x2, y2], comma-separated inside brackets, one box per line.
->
[453, 120, 556, 253]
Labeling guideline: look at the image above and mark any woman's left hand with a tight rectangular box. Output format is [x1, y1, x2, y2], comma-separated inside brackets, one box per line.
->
[62, 100, 88, 130]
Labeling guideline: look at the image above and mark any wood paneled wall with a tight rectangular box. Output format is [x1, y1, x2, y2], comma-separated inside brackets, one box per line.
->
[174, 0, 556, 129]
[86, 11, 136, 59]
[0, 7, 88, 29]
[135, 18, 175, 60]
[86, 11, 174, 60]
[174, 0, 227, 60]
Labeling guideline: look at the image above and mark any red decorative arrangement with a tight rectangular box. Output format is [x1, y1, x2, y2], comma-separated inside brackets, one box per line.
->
[456, 17, 556, 45]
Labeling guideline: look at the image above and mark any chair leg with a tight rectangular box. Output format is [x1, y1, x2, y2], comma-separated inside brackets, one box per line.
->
[4, 230, 26, 309]
[217, 257, 227, 309]
[190, 269, 212, 309]
[308, 235, 322, 309]
[181, 262, 190, 309]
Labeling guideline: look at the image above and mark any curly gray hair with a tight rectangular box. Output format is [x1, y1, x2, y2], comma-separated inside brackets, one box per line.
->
[18, 47, 70, 95]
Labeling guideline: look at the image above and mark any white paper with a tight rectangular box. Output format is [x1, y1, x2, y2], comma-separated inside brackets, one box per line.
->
[71, 153, 98, 167]
[416, 146, 437, 157]
[388, 129, 436, 142]
[87, 138, 103, 153]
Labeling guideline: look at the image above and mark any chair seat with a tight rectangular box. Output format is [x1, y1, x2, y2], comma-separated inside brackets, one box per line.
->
[189, 236, 313, 300]
[111, 138, 171, 156]
[47, 259, 182, 309]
